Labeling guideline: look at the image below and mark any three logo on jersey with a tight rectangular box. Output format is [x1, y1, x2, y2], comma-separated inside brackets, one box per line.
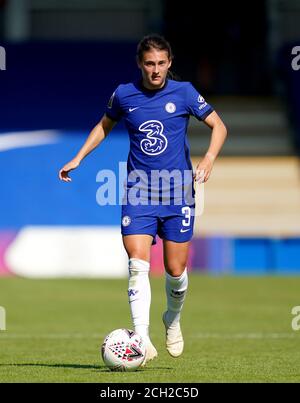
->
[130, 98, 206, 156]
[130, 102, 175, 156]
[139, 120, 168, 155]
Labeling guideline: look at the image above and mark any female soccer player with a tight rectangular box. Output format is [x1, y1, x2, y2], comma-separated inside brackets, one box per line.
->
[59, 34, 227, 366]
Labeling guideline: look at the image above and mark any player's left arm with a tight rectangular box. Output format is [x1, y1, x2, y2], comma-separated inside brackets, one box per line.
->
[194, 111, 227, 183]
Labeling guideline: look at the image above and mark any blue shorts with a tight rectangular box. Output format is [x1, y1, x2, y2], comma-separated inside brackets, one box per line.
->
[121, 203, 195, 244]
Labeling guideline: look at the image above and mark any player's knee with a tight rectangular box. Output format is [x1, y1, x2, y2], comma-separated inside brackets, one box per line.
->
[127, 250, 150, 262]
[165, 261, 186, 277]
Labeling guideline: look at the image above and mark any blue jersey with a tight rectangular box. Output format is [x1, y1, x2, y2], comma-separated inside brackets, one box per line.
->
[105, 79, 213, 204]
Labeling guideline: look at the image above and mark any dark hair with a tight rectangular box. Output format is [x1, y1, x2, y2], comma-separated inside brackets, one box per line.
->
[136, 34, 180, 81]
[136, 34, 173, 62]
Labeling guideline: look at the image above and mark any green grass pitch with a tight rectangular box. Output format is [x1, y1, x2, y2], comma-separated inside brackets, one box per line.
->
[0, 275, 300, 383]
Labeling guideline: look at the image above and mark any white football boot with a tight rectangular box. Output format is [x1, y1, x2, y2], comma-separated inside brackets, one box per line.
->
[141, 339, 158, 367]
[162, 311, 184, 358]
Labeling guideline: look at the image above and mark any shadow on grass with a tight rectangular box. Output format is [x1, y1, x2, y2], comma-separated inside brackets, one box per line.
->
[0, 363, 105, 370]
[0, 363, 172, 372]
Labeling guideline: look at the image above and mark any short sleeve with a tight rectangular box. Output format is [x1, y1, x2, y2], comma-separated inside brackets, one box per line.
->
[185, 83, 214, 121]
[105, 86, 123, 122]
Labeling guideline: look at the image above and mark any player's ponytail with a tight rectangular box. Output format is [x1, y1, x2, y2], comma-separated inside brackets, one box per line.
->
[137, 34, 180, 81]
[167, 70, 181, 81]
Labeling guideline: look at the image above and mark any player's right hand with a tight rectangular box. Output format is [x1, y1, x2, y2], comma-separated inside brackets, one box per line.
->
[58, 159, 80, 182]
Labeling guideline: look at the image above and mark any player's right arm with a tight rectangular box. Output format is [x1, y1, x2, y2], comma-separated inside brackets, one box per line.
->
[58, 114, 116, 182]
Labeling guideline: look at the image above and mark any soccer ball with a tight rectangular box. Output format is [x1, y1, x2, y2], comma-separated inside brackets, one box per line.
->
[101, 328, 146, 371]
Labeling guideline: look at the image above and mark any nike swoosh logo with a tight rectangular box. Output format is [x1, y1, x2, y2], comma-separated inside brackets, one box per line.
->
[180, 229, 190, 233]
[129, 107, 139, 112]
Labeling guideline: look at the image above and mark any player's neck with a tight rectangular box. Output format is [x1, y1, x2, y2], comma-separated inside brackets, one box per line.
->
[142, 79, 167, 91]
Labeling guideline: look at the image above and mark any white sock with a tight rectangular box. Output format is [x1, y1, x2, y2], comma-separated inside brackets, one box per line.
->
[165, 268, 188, 325]
[128, 258, 151, 343]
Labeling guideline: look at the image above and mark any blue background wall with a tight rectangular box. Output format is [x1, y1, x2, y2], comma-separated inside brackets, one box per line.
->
[0, 130, 129, 227]
[0, 42, 139, 131]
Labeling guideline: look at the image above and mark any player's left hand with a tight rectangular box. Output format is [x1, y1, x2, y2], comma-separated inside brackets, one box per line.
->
[194, 155, 214, 183]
